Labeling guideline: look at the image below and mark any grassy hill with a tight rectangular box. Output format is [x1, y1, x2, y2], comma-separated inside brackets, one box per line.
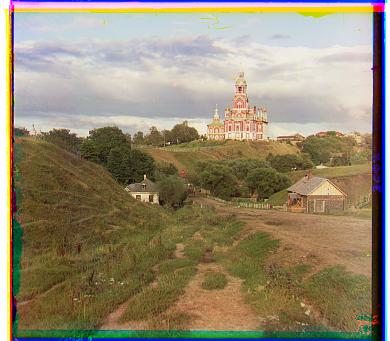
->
[268, 163, 372, 207]
[139, 140, 299, 172]
[14, 138, 212, 331]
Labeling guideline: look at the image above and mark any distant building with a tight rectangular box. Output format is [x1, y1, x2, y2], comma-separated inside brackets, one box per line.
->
[207, 72, 268, 141]
[276, 133, 305, 145]
[316, 131, 344, 138]
[287, 172, 347, 214]
[125, 175, 159, 204]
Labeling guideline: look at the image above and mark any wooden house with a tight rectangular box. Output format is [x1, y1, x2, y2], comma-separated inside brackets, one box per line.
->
[287, 172, 347, 214]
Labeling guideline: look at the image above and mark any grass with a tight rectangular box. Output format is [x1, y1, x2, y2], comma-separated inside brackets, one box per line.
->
[303, 266, 371, 331]
[142, 140, 299, 172]
[14, 138, 208, 330]
[288, 163, 371, 183]
[120, 266, 197, 322]
[201, 271, 228, 290]
[268, 189, 288, 206]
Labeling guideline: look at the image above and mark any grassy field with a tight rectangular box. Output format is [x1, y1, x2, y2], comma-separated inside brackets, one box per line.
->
[14, 138, 372, 333]
[140, 140, 299, 172]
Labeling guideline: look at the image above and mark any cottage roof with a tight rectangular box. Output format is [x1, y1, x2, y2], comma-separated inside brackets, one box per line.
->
[125, 177, 159, 193]
[287, 176, 326, 195]
[287, 175, 346, 196]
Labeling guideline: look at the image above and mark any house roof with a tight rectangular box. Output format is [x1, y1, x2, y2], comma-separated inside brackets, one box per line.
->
[125, 178, 159, 193]
[287, 175, 347, 196]
[287, 176, 327, 195]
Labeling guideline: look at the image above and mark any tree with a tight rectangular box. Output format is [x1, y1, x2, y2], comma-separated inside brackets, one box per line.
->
[158, 175, 188, 208]
[80, 139, 99, 162]
[125, 149, 156, 183]
[170, 121, 199, 144]
[87, 126, 131, 164]
[266, 153, 314, 173]
[41, 128, 83, 155]
[245, 168, 292, 200]
[155, 162, 178, 181]
[199, 164, 238, 199]
[145, 126, 163, 146]
[14, 127, 30, 137]
[106, 146, 131, 184]
[132, 131, 145, 145]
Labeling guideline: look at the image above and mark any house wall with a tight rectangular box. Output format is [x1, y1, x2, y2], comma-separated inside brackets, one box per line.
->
[311, 181, 344, 196]
[307, 195, 345, 214]
[130, 192, 159, 204]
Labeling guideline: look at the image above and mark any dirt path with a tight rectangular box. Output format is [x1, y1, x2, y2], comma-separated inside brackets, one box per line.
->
[194, 197, 372, 277]
[166, 262, 262, 331]
[100, 242, 185, 330]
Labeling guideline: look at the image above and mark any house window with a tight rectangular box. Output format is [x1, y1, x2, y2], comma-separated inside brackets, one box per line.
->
[136, 195, 141, 200]
[149, 195, 154, 202]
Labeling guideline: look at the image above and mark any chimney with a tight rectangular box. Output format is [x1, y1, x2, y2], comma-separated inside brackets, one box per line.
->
[144, 174, 147, 180]
[306, 170, 313, 179]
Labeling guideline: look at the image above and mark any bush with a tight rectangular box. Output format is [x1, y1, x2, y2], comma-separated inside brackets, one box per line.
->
[42, 129, 83, 155]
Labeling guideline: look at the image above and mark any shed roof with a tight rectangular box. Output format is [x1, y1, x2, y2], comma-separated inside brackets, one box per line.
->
[287, 176, 326, 195]
[125, 178, 159, 193]
[287, 175, 347, 196]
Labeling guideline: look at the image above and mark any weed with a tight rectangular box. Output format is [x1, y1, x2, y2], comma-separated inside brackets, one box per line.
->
[201, 272, 228, 290]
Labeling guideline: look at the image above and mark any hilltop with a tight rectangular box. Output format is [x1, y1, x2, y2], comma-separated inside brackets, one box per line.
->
[139, 140, 299, 172]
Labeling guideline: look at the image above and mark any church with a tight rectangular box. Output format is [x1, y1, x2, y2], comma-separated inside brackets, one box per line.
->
[207, 72, 268, 141]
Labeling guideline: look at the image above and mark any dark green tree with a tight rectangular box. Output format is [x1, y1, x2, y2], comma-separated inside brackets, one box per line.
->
[245, 168, 292, 200]
[158, 175, 188, 208]
[125, 149, 156, 183]
[87, 126, 131, 164]
[80, 139, 99, 162]
[170, 121, 199, 144]
[199, 164, 238, 199]
[41, 128, 83, 155]
[106, 146, 131, 184]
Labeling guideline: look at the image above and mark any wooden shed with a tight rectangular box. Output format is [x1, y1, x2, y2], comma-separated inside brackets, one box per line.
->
[287, 172, 347, 214]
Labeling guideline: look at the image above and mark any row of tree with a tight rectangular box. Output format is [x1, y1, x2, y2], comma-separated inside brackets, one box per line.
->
[188, 159, 292, 200]
[132, 121, 199, 146]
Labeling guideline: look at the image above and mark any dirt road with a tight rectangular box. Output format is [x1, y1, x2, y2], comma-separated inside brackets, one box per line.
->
[193, 197, 372, 278]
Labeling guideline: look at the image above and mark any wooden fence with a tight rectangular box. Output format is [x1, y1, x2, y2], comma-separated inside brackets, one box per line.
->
[204, 194, 271, 210]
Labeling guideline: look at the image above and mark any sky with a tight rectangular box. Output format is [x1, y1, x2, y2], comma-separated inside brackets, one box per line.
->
[14, 11, 373, 137]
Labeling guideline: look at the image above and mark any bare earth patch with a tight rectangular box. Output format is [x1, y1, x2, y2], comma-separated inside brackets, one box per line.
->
[166, 262, 262, 331]
[194, 197, 372, 278]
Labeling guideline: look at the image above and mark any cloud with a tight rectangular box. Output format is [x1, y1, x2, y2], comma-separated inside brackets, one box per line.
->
[14, 34, 373, 137]
[269, 34, 291, 40]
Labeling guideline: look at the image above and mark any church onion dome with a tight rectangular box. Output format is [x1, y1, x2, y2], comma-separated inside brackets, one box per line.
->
[235, 72, 247, 86]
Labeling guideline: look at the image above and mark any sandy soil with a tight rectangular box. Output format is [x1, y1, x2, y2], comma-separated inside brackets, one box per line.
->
[194, 197, 372, 278]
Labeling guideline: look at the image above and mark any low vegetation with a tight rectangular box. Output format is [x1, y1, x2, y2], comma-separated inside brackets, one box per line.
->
[201, 272, 228, 290]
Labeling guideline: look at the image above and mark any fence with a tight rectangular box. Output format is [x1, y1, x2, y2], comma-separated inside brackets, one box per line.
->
[204, 194, 271, 210]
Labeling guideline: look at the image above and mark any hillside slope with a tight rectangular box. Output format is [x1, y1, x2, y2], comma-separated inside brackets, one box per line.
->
[14, 138, 177, 330]
[141, 140, 299, 172]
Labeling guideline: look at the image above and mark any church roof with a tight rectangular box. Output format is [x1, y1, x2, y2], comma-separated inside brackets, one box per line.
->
[236, 72, 247, 85]
[125, 177, 159, 193]
[208, 121, 224, 127]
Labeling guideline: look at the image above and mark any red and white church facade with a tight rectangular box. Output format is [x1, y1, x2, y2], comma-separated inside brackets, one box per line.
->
[207, 72, 268, 141]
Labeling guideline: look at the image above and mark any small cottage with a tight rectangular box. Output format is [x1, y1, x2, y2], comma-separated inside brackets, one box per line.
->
[125, 175, 159, 204]
[287, 172, 347, 214]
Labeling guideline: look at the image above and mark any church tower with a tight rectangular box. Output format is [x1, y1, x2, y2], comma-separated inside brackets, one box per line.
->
[207, 72, 269, 141]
